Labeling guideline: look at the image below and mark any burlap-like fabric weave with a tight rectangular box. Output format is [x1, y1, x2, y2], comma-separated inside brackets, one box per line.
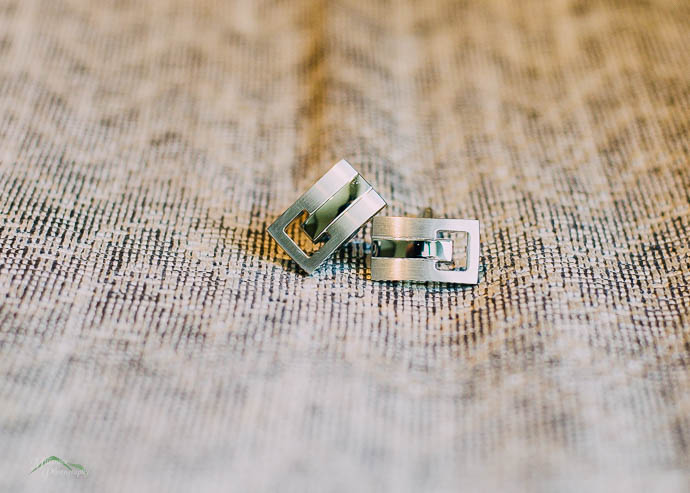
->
[1, 0, 689, 491]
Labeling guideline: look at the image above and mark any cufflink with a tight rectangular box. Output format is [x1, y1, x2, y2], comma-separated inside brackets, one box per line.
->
[370, 208, 480, 284]
[268, 160, 386, 274]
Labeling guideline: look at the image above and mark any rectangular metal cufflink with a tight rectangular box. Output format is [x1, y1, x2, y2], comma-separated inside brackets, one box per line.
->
[370, 215, 480, 284]
[268, 160, 386, 274]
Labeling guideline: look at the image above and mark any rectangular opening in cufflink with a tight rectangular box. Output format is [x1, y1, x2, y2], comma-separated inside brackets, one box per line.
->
[284, 210, 329, 256]
[372, 239, 453, 261]
[435, 230, 469, 271]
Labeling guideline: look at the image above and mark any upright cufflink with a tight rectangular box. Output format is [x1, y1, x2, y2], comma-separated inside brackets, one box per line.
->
[268, 160, 386, 274]
[370, 208, 480, 284]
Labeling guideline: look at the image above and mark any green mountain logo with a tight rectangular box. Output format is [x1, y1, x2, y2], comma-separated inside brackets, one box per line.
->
[30, 456, 87, 476]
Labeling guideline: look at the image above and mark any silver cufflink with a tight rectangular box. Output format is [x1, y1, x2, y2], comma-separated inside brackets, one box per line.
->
[268, 159, 386, 274]
[370, 208, 480, 284]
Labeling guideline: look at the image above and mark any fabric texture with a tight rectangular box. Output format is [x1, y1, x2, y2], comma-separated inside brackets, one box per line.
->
[1, 0, 689, 491]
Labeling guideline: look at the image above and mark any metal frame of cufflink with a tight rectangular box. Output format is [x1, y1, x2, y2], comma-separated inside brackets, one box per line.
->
[267, 160, 386, 274]
[370, 209, 480, 284]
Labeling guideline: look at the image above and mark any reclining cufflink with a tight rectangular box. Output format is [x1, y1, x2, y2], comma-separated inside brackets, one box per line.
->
[370, 208, 480, 284]
[268, 159, 386, 274]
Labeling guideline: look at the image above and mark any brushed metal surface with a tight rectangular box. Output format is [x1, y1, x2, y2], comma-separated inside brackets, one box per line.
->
[370, 216, 480, 284]
[268, 160, 386, 274]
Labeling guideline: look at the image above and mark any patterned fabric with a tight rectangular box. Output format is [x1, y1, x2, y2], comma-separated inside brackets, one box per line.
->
[1, 0, 688, 491]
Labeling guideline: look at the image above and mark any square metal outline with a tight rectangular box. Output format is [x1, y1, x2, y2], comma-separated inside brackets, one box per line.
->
[268, 160, 386, 274]
[370, 216, 480, 284]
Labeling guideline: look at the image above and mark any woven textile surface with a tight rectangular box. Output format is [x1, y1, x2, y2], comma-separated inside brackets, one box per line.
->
[1, 0, 689, 491]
